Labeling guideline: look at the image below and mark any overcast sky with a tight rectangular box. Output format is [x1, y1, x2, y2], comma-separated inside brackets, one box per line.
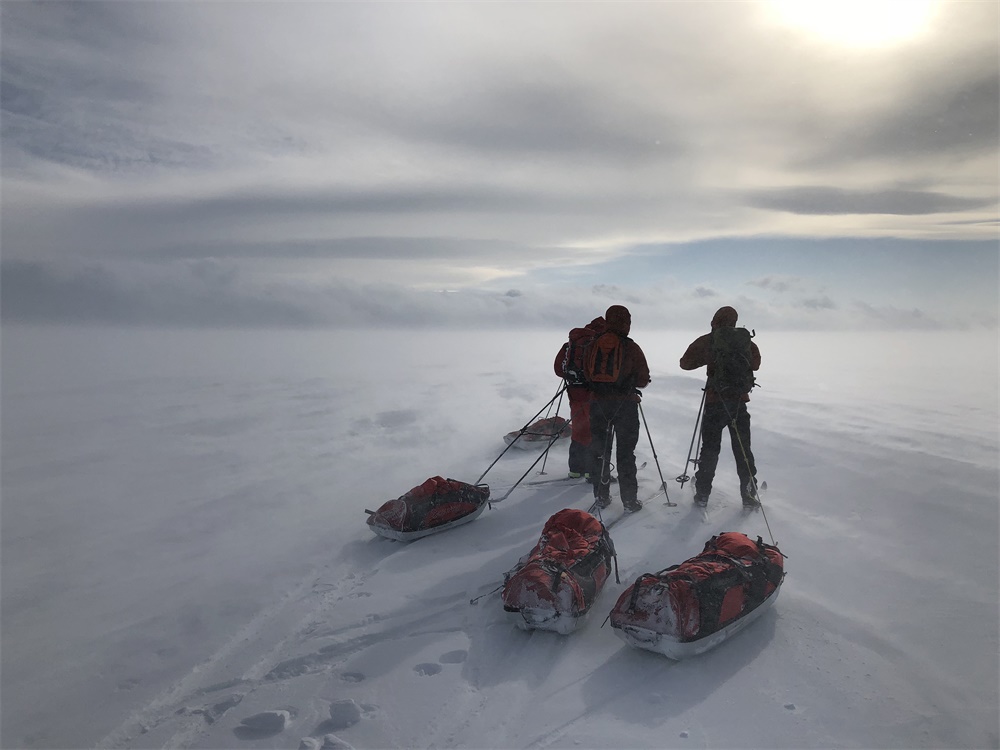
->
[1, 0, 997, 329]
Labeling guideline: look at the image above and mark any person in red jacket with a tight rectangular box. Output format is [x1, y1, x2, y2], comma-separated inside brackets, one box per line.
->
[589, 304, 650, 512]
[553, 316, 605, 479]
[679, 306, 761, 507]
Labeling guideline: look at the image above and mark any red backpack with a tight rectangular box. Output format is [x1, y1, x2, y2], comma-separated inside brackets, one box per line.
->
[561, 326, 599, 386]
[583, 331, 626, 392]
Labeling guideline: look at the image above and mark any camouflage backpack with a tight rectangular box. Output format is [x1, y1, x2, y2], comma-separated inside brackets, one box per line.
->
[710, 327, 756, 397]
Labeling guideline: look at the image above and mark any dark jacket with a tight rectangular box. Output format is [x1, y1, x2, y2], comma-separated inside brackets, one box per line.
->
[596, 305, 650, 401]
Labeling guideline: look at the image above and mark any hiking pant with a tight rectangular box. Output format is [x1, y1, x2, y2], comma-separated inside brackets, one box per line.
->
[591, 398, 640, 504]
[695, 401, 756, 500]
[568, 439, 594, 476]
[567, 396, 594, 475]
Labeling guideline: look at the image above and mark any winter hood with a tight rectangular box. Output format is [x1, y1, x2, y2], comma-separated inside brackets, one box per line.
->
[711, 306, 738, 329]
[605, 305, 631, 335]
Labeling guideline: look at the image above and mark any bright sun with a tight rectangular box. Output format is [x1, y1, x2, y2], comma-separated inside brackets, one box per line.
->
[766, 0, 940, 48]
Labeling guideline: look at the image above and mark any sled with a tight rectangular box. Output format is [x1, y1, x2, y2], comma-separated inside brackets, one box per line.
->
[503, 415, 571, 449]
[610, 532, 784, 659]
[365, 477, 491, 542]
[501, 508, 616, 634]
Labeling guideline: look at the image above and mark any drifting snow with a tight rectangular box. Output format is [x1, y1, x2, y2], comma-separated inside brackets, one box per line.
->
[2, 326, 997, 749]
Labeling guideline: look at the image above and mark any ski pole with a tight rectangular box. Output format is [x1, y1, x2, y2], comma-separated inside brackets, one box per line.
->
[470, 581, 504, 605]
[719, 398, 776, 546]
[638, 401, 675, 506]
[537, 383, 567, 477]
[542, 380, 564, 419]
[475, 384, 567, 485]
[492, 426, 569, 502]
[676, 382, 706, 489]
[597, 421, 616, 494]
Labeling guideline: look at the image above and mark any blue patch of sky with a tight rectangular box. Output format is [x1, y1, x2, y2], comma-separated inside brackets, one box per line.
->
[530, 237, 998, 314]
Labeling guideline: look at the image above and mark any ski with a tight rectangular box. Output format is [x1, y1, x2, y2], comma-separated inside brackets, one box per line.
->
[587, 498, 649, 530]
[588, 504, 634, 530]
[586, 499, 609, 515]
[741, 480, 767, 513]
[592, 460, 646, 485]
[680, 493, 725, 522]
[679, 479, 767, 520]
[643, 482, 672, 506]
[529, 461, 647, 487]
[616, 503, 649, 526]
[525, 475, 587, 486]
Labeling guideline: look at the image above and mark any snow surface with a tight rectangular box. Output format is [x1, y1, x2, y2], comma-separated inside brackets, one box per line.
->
[2, 325, 998, 749]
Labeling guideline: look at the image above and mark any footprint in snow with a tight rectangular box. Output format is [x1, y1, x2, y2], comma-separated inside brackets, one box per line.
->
[439, 650, 467, 664]
[413, 663, 442, 676]
[327, 699, 362, 730]
[302, 737, 353, 750]
[233, 709, 295, 740]
[183, 693, 243, 724]
[340, 671, 365, 683]
[375, 409, 418, 428]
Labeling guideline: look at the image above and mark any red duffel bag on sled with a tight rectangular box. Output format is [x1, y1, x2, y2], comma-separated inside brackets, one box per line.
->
[365, 476, 491, 542]
[502, 508, 617, 634]
[610, 532, 784, 659]
[503, 415, 572, 449]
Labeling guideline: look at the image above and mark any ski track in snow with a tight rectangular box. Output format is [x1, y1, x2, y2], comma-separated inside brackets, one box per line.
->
[99, 463, 996, 749]
[97, 483, 771, 750]
[98, 482, 640, 747]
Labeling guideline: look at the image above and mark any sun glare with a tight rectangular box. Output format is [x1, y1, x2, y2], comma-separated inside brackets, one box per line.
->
[766, 0, 939, 48]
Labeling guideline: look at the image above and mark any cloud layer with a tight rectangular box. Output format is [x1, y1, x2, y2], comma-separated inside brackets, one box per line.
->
[1, 1, 997, 327]
[5, 245, 995, 331]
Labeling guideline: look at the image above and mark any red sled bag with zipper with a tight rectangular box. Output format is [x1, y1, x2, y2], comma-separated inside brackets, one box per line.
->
[501, 508, 617, 634]
[365, 476, 490, 542]
[503, 415, 572, 449]
[610, 532, 784, 659]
